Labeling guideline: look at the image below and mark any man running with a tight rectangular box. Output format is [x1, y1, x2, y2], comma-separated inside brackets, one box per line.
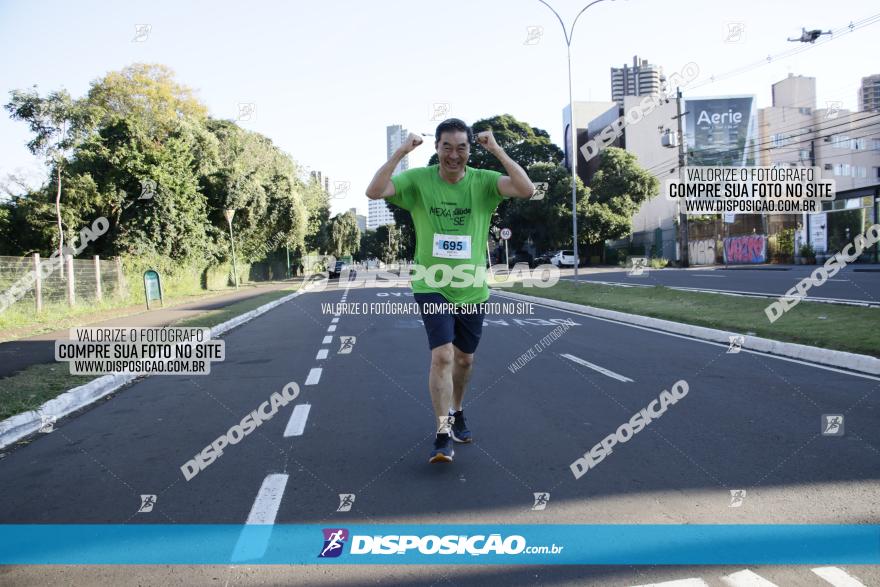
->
[366, 118, 536, 463]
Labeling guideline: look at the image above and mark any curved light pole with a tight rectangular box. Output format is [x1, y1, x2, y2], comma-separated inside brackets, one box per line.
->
[537, 0, 614, 283]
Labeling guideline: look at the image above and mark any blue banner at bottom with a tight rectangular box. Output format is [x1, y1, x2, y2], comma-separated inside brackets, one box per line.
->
[1, 525, 878, 564]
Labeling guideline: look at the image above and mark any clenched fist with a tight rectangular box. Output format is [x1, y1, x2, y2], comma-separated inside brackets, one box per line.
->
[399, 132, 424, 154]
[475, 129, 501, 154]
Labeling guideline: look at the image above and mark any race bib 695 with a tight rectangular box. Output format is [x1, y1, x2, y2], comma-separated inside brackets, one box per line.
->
[432, 233, 471, 259]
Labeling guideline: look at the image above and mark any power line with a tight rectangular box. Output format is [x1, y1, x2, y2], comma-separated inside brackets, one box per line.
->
[686, 12, 880, 91]
[688, 117, 880, 159]
[683, 111, 880, 156]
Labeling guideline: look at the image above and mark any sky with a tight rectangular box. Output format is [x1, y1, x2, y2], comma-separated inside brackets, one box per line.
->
[0, 0, 876, 217]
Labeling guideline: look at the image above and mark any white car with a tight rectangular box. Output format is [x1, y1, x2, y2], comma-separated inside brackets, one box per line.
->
[550, 250, 576, 267]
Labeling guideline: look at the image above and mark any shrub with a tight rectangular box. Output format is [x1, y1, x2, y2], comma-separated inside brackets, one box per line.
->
[650, 257, 669, 269]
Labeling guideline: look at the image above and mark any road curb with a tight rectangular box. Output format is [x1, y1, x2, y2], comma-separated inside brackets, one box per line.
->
[494, 289, 880, 376]
[0, 285, 312, 450]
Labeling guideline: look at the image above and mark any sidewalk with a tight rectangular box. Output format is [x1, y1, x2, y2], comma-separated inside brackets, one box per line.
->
[0, 279, 304, 379]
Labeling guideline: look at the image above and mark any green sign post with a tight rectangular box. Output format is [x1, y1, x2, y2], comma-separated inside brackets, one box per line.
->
[143, 269, 164, 309]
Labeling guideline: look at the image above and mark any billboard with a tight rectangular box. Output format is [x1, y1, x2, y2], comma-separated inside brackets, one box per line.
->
[685, 96, 757, 166]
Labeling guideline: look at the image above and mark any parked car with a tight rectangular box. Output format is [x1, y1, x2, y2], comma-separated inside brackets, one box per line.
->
[329, 260, 356, 280]
[533, 252, 555, 266]
[550, 250, 576, 267]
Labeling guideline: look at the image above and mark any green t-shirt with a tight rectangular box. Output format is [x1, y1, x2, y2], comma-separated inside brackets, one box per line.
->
[388, 164, 503, 304]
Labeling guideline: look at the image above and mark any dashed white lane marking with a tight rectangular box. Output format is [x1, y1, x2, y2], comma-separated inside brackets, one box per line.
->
[323, 335, 333, 344]
[283, 404, 311, 437]
[245, 473, 288, 523]
[631, 579, 709, 586]
[721, 569, 779, 586]
[231, 473, 289, 561]
[327, 325, 337, 332]
[560, 353, 634, 383]
[812, 566, 868, 586]
[331, 317, 339, 323]
[305, 367, 322, 385]
[316, 349, 328, 360]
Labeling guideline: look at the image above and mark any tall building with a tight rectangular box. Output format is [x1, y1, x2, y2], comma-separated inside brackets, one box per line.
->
[309, 170, 330, 193]
[368, 125, 409, 230]
[610, 56, 665, 109]
[858, 74, 880, 112]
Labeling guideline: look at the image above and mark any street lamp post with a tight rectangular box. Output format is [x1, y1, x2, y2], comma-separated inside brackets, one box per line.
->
[537, 0, 614, 283]
[224, 208, 239, 289]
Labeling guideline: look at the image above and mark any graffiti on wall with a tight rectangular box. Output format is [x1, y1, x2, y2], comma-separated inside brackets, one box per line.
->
[723, 235, 766, 264]
[688, 239, 716, 265]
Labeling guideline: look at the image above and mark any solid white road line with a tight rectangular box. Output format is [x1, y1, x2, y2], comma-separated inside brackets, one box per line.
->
[327, 325, 337, 332]
[230, 473, 289, 561]
[721, 569, 779, 586]
[560, 353, 634, 382]
[631, 579, 709, 587]
[323, 335, 333, 344]
[283, 404, 311, 437]
[494, 293, 880, 382]
[305, 367, 322, 385]
[316, 349, 328, 360]
[812, 566, 868, 586]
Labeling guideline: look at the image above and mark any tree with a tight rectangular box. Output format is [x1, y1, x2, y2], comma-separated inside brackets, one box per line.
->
[580, 147, 659, 259]
[302, 177, 331, 254]
[5, 87, 91, 263]
[375, 224, 401, 264]
[497, 162, 584, 254]
[328, 210, 360, 258]
[358, 229, 382, 261]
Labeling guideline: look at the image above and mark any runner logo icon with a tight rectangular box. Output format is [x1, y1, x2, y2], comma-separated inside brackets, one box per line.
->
[319, 528, 349, 558]
[532, 492, 550, 511]
[337, 494, 356, 512]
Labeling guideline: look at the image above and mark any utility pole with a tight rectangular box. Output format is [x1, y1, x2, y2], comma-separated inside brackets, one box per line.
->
[674, 88, 690, 268]
[537, 0, 615, 284]
[224, 208, 239, 289]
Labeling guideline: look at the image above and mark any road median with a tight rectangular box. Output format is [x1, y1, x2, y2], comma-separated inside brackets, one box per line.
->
[496, 281, 880, 375]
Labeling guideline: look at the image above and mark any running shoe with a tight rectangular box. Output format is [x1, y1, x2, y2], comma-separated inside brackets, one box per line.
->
[429, 433, 454, 463]
[450, 410, 472, 443]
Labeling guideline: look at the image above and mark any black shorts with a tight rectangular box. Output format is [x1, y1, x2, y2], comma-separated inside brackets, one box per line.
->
[413, 292, 486, 354]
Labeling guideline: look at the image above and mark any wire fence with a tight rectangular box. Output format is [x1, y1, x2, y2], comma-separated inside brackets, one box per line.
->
[0, 254, 126, 314]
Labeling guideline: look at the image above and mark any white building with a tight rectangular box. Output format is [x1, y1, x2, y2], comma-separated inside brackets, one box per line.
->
[611, 56, 665, 109]
[368, 124, 410, 230]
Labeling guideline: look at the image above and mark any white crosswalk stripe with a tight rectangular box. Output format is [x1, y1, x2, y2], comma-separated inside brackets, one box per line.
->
[630, 567, 867, 587]
[812, 566, 868, 586]
[721, 569, 779, 586]
[631, 579, 709, 587]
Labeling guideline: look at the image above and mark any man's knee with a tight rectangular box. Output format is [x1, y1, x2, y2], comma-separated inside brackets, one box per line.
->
[454, 350, 474, 370]
[431, 344, 454, 369]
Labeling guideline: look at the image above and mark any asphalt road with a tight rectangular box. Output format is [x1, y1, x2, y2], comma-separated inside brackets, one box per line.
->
[567, 265, 880, 306]
[1, 279, 878, 586]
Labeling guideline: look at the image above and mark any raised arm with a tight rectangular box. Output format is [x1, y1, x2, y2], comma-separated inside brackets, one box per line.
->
[475, 129, 536, 199]
[366, 132, 424, 200]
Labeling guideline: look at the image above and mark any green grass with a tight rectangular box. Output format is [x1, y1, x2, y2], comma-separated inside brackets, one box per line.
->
[504, 280, 880, 357]
[0, 364, 95, 421]
[171, 286, 301, 328]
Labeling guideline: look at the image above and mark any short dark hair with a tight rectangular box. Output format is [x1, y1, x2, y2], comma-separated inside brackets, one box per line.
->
[434, 118, 473, 145]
